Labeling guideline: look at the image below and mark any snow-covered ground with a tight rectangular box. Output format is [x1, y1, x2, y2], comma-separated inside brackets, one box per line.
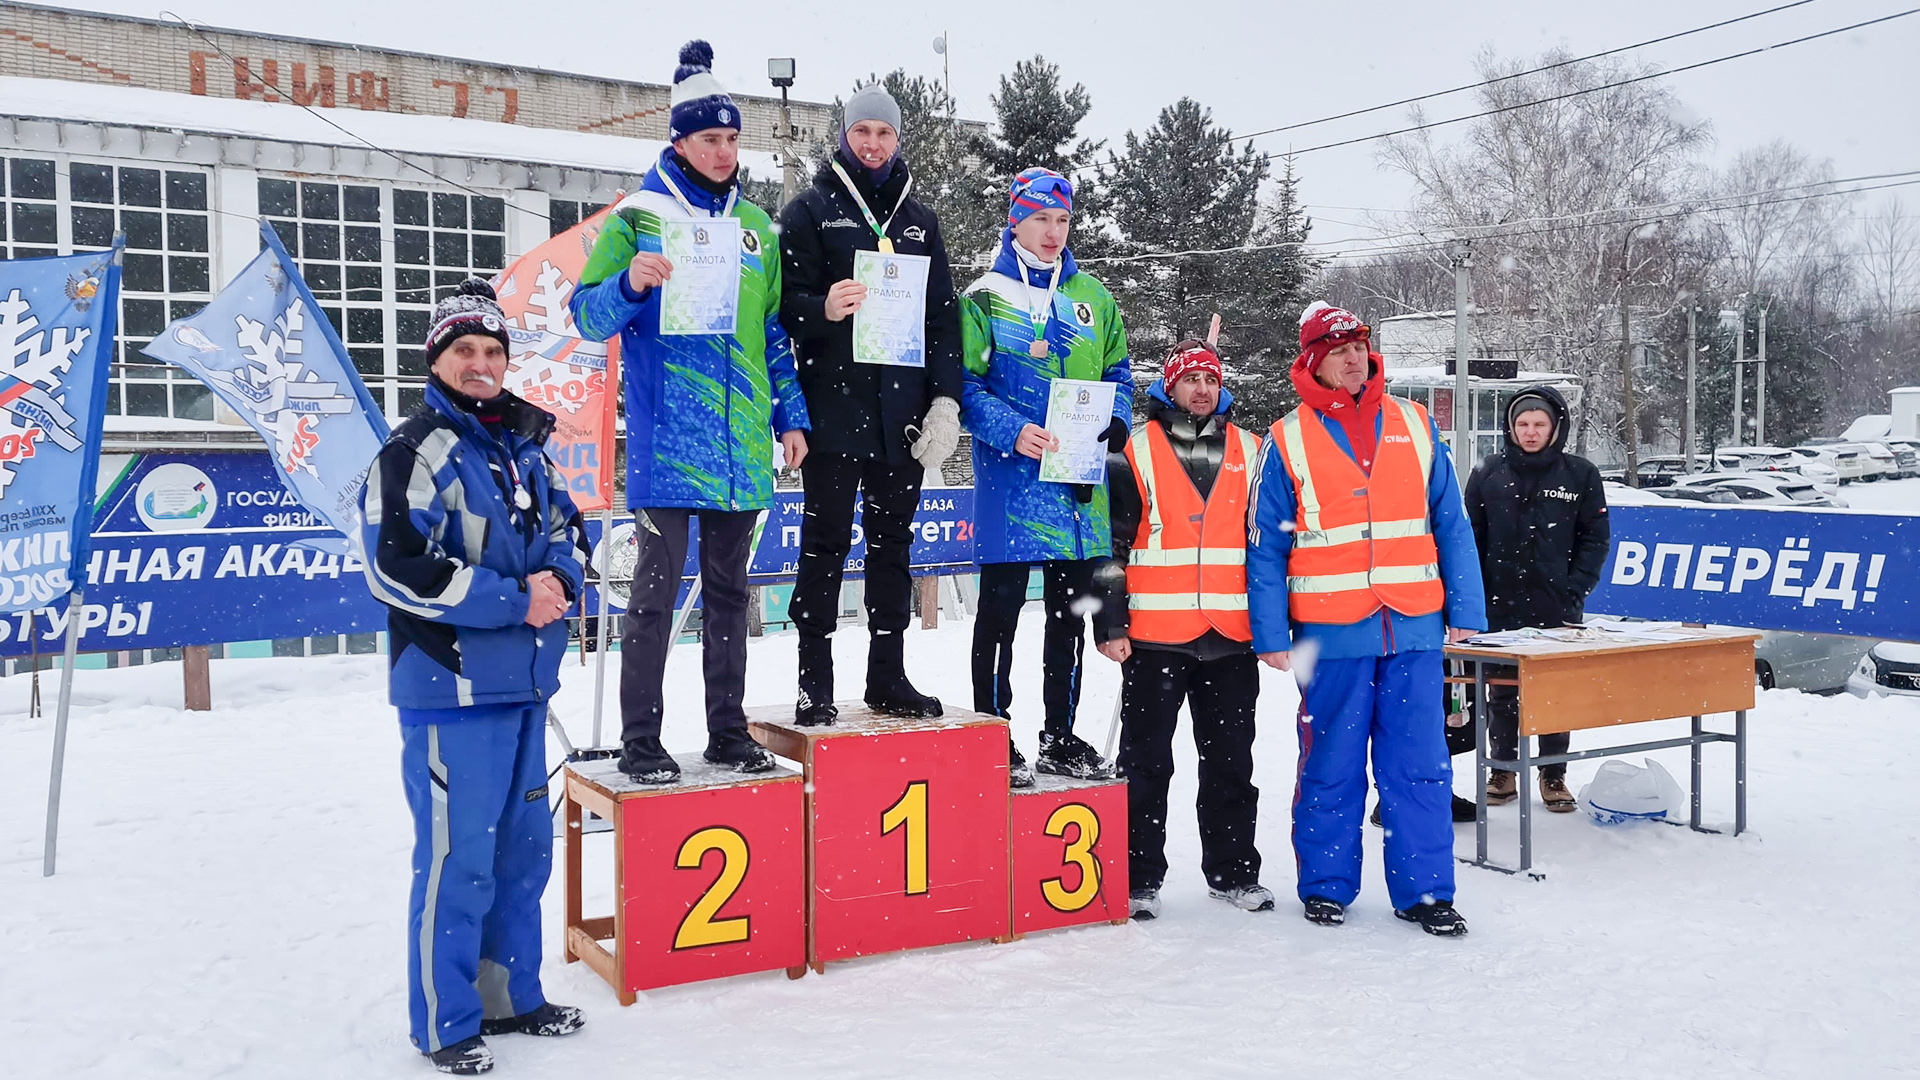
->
[5, 613, 1920, 1079]
[1841, 475, 1920, 513]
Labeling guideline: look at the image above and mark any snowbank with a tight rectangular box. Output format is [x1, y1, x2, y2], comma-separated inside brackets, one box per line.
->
[3, 616, 1917, 1078]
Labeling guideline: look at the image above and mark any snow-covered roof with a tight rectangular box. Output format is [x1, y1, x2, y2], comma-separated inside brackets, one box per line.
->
[0, 76, 778, 176]
[1841, 414, 1893, 441]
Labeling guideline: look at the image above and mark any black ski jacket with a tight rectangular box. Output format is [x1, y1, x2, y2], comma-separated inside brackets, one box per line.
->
[1463, 384, 1611, 632]
[776, 153, 963, 465]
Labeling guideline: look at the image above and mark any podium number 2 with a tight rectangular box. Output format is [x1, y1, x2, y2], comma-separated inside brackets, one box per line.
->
[673, 826, 750, 949]
[1041, 803, 1102, 913]
[881, 780, 929, 896]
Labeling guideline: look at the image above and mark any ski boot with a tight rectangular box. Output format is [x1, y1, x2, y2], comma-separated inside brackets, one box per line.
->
[618, 737, 680, 785]
[705, 726, 775, 773]
[1034, 731, 1113, 780]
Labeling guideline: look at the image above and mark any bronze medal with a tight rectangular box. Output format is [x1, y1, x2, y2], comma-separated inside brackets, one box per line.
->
[1028, 339, 1050, 358]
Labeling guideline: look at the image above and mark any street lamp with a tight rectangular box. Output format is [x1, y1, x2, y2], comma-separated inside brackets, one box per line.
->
[767, 58, 798, 205]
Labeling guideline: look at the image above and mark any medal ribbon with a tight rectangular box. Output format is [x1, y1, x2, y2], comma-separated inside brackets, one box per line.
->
[830, 159, 914, 253]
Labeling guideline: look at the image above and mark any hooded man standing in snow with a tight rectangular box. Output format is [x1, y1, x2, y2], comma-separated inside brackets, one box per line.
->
[1246, 302, 1485, 936]
[570, 41, 810, 784]
[1464, 385, 1610, 812]
[777, 82, 963, 726]
[362, 279, 590, 1074]
[1093, 340, 1271, 920]
[960, 167, 1134, 786]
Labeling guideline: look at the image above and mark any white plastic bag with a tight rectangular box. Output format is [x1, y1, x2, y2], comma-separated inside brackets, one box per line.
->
[1579, 758, 1687, 825]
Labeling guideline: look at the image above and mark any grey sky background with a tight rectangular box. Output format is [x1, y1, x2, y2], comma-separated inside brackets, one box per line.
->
[86, 0, 1920, 245]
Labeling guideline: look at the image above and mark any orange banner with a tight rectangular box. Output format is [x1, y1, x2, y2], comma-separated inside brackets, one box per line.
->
[493, 205, 620, 512]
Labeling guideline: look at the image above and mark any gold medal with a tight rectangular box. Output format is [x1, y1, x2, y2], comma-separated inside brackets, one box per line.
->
[877, 237, 894, 255]
[1028, 339, 1050, 359]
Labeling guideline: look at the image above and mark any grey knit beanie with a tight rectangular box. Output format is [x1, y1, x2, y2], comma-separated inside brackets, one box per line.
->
[844, 83, 902, 134]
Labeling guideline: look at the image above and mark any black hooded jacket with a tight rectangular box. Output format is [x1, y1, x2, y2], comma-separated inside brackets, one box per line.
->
[1464, 384, 1611, 632]
[776, 152, 963, 464]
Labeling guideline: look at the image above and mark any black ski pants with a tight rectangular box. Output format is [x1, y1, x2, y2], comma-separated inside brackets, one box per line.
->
[619, 507, 757, 744]
[1483, 662, 1569, 779]
[787, 452, 921, 639]
[1116, 647, 1262, 892]
[972, 559, 1095, 737]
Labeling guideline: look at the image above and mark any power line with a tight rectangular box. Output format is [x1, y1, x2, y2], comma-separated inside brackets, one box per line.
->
[1237, 0, 1826, 143]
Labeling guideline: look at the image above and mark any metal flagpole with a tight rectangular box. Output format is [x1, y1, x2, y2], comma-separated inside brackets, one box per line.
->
[589, 505, 616, 750]
[42, 589, 85, 877]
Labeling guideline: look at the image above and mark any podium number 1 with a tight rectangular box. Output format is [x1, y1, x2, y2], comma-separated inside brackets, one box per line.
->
[1041, 803, 1102, 913]
[673, 826, 751, 949]
[881, 780, 929, 896]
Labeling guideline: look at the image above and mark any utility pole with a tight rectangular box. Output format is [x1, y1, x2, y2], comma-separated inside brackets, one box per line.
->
[1755, 306, 1769, 446]
[1619, 224, 1642, 487]
[1449, 239, 1472, 483]
[767, 58, 799, 207]
[1732, 310, 1745, 447]
[1684, 303, 1698, 472]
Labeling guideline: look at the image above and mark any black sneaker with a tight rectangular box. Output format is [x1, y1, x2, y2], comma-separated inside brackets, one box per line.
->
[705, 726, 775, 773]
[618, 737, 680, 784]
[427, 1035, 493, 1075]
[479, 1002, 584, 1038]
[795, 695, 838, 727]
[1035, 731, 1114, 780]
[1008, 740, 1035, 789]
[1395, 899, 1469, 937]
[1129, 888, 1162, 920]
[1303, 895, 1346, 926]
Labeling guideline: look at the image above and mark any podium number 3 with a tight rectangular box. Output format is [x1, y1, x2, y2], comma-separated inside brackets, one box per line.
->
[673, 826, 751, 949]
[881, 780, 930, 896]
[1042, 803, 1102, 913]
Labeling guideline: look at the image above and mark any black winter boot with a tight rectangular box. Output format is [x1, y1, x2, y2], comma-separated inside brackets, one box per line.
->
[1396, 899, 1469, 936]
[427, 1036, 493, 1074]
[618, 737, 680, 784]
[796, 635, 838, 727]
[480, 1003, 585, 1037]
[865, 631, 942, 718]
[705, 726, 775, 773]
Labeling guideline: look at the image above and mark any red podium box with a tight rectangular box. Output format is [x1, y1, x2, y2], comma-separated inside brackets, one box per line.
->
[749, 704, 1011, 969]
[563, 757, 805, 1002]
[1011, 774, 1130, 935]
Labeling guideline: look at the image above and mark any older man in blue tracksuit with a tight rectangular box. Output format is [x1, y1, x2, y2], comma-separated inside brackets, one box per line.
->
[362, 280, 589, 1074]
[1247, 302, 1485, 937]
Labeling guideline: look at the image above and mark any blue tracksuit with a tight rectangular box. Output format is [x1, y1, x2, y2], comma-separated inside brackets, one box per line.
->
[399, 703, 552, 1054]
[1246, 403, 1486, 909]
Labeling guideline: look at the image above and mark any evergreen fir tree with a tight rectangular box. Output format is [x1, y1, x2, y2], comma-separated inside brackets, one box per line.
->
[1228, 157, 1326, 429]
[1101, 98, 1268, 407]
[967, 56, 1109, 267]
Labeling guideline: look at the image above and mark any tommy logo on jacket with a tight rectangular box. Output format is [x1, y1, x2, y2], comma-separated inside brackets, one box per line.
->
[1540, 487, 1580, 502]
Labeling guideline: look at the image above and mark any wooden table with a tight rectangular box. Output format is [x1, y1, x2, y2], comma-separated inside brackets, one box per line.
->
[1445, 627, 1759, 875]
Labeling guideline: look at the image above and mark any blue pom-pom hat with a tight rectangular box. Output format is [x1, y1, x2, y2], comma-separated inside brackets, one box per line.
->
[669, 40, 742, 141]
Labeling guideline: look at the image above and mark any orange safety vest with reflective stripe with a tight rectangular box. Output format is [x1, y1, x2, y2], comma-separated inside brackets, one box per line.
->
[1269, 395, 1444, 625]
[1122, 420, 1261, 644]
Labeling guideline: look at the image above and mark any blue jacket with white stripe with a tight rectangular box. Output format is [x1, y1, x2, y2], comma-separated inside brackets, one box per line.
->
[1246, 401, 1486, 659]
[360, 381, 589, 711]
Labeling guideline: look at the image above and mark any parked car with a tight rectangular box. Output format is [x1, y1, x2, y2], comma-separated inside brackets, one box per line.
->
[1846, 641, 1920, 698]
[1884, 442, 1920, 479]
[1662, 471, 1844, 507]
[1717, 446, 1841, 489]
[1601, 455, 1699, 488]
[1601, 480, 1667, 506]
[1835, 441, 1898, 480]
[1794, 444, 1867, 484]
[1757, 632, 1877, 692]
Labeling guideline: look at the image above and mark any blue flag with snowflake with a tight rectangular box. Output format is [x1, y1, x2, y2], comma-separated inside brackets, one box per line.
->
[0, 245, 121, 617]
[142, 220, 389, 555]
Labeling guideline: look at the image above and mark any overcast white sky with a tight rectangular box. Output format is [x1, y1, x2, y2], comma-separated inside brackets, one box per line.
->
[85, 0, 1920, 244]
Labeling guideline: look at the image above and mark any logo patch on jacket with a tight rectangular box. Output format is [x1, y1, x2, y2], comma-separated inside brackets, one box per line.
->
[1541, 487, 1580, 502]
[741, 230, 761, 255]
[823, 217, 859, 228]
[1073, 301, 1093, 326]
[525, 785, 548, 803]
[902, 225, 927, 242]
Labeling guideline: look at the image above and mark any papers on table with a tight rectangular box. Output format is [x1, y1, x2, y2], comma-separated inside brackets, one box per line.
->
[1038, 378, 1118, 485]
[851, 250, 930, 367]
[658, 218, 741, 336]
[1458, 621, 1698, 647]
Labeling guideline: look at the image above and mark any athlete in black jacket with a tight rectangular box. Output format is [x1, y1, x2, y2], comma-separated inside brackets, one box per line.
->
[777, 84, 964, 725]
[1463, 384, 1610, 809]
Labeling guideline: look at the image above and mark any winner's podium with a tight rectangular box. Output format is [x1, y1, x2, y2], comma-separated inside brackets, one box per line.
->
[562, 756, 806, 1002]
[1011, 773, 1130, 935]
[748, 703, 1012, 970]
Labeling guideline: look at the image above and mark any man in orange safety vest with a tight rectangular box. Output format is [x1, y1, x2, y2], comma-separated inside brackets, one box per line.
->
[1245, 302, 1486, 937]
[1093, 339, 1272, 922]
